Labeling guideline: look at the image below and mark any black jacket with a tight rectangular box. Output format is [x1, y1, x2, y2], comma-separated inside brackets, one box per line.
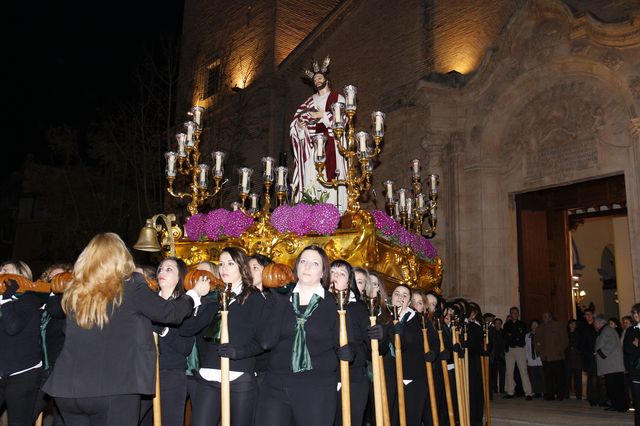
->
[43, 273, 195, 397]
[503, 319, 527, 348]
[0, 292, 44, 377]
[44, 294, 66, 368]
[259, 289, 340, 385]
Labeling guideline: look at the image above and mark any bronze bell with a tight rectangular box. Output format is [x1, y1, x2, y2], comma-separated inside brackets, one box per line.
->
[133, 220, 162, 252]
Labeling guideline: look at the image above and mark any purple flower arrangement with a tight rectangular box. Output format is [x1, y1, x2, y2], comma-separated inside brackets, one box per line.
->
[371, 210, 438, 261]
[185, 209, 255, 241]
[270, 203, 341, 236]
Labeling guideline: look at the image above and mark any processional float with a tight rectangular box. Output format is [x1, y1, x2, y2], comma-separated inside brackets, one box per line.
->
[133, 83, 444, 426]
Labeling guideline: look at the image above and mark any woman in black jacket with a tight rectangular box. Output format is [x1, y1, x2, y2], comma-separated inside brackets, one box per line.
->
[465, 302, 486, 426]
[43, 233, 209, 426]
[256, 245, 352, 426]
[189, 247, 266, 426]
[0, 260, 43, 426]
[330, 259, 371, 426]
[154, 257, 199, 426]
[565, 319, 583, 400]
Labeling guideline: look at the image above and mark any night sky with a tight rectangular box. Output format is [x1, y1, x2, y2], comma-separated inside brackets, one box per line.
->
[7, 0, 184, 177]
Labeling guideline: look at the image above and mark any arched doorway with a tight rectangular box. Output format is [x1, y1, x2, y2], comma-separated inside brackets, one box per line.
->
[515, 174, 627, 323]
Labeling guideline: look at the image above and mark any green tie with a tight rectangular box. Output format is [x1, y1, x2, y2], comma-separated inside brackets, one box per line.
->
[40, 310, 52, 370]
[185, 341, 199, 376]
[291, 292, 321, 373]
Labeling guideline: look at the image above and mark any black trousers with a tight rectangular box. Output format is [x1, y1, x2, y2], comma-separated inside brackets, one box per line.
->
[335, 376, 369, 426]
[190, 373, 256, 426]
[0, 368, 42, 426]
[604, 372, 629, 412]
[160, 369, 187, 426]
[565, 367, 582, 399]
[491, 358, 505, 394]
[56, 394, 140, 426]
[631, 381, 640, 425]
[587, 369, 607, 405]
[542, 360, 565, 399]
[256, 375, 336, 426]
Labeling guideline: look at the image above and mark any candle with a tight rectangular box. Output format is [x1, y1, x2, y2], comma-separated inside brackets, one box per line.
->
[231, 202, 241, 212]
[428, 174, 439, 192]
[397, 188, 407, 210]
[191, 106, 205, 127]
[276, 167, 286, 187]
[249, 193, 258, 210]
[197, 164, 210, 188]
[184, 121, 196, 147]
[265, 158, 272, 175]
[372, 111, 385, 133]
[242, 170, 248, 189]
[406, 198, 413, 217]
[356, 132, 369, 154]
[176, 133, 187, 157]
[394, 201, 400, 218]
[213, 151, 224, 174]
[416, 193, 425, 209]
[332, 102, 343, 125]
[314, 135, 325, 157]
[411, 159, 420, 176]
[383, 180, 394, 200]
[165, 152, 177, 177]
[343, 85, 357, 110]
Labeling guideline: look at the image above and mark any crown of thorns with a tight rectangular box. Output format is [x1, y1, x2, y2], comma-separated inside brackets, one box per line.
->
[303, 56, 330, 80]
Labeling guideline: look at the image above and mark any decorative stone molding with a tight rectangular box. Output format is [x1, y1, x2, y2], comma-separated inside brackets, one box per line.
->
[571, 13, 640, 48]
[600, 50, 624, 70]
[630, 77, 640, 100]
[630, 117, 640, 137]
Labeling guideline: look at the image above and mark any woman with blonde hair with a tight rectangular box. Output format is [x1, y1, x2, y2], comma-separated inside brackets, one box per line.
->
[43, 233, 210, 425]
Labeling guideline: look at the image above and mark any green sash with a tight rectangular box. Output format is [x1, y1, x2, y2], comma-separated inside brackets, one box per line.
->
[291, 292, 321, 373]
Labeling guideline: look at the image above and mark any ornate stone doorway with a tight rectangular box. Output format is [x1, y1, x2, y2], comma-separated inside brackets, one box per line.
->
[515, 175, 626, 323]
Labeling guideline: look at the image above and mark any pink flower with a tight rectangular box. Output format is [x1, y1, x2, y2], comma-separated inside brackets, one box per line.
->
[185, 208, 254, 241]
[371, 210, 438, 261]
[270, 203, 340, 236]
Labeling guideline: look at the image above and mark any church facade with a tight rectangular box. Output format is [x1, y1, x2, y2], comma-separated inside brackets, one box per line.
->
[176, 0, 640, 319]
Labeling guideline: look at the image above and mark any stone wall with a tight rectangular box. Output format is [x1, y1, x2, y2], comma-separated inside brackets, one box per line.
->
[177, 0, 640, 315]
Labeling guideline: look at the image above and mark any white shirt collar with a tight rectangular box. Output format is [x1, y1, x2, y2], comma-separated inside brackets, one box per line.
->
[231, 282, 243, 296]
[292, 282, 325, 299]
[400, 307, 416, 322]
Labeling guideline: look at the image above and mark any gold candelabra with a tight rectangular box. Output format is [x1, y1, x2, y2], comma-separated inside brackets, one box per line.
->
[381, 160, 440, 238]
[314, 85, 386, 215]
[165, 106, 225, 217]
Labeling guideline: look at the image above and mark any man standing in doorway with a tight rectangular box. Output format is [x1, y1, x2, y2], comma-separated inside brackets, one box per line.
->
[290, 56, 347, 211]
[535, 312, 569, 400]
[502, 306, 534, 400]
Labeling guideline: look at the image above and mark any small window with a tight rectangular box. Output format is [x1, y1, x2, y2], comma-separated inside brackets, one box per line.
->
[204, 58, 221, 99]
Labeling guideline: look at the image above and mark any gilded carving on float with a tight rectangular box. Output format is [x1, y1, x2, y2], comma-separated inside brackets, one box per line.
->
[136, 83, 443, 291]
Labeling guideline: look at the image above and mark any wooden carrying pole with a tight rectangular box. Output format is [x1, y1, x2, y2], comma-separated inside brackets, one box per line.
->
[462, 327, 470, 426]
[338, 300, 352, 426]
[368, 315, 384, 426]
[379, 355, 391, 426]
[437, 326, 456, 426]
[393, 307, 407, 426]
[452, 325, 467, 426]
[421, 317, 439, 426]
[220, 286, 231, 426]
[153, 333, 162, 426]
[482, 326, 492, 426]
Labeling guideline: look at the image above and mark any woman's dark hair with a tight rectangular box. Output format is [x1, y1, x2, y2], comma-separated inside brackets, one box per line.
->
[293, 245, 331, 289]
[157, 257, 188, 299]
[330, 259, 359, 299]
[249, 253, 273, 267]
[608, 317, 622, 336]
[468, 301, 483, 324]
[221, 247, 258, 305]
[136, 264, 157, 281]
[567, 318, 577, 331]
